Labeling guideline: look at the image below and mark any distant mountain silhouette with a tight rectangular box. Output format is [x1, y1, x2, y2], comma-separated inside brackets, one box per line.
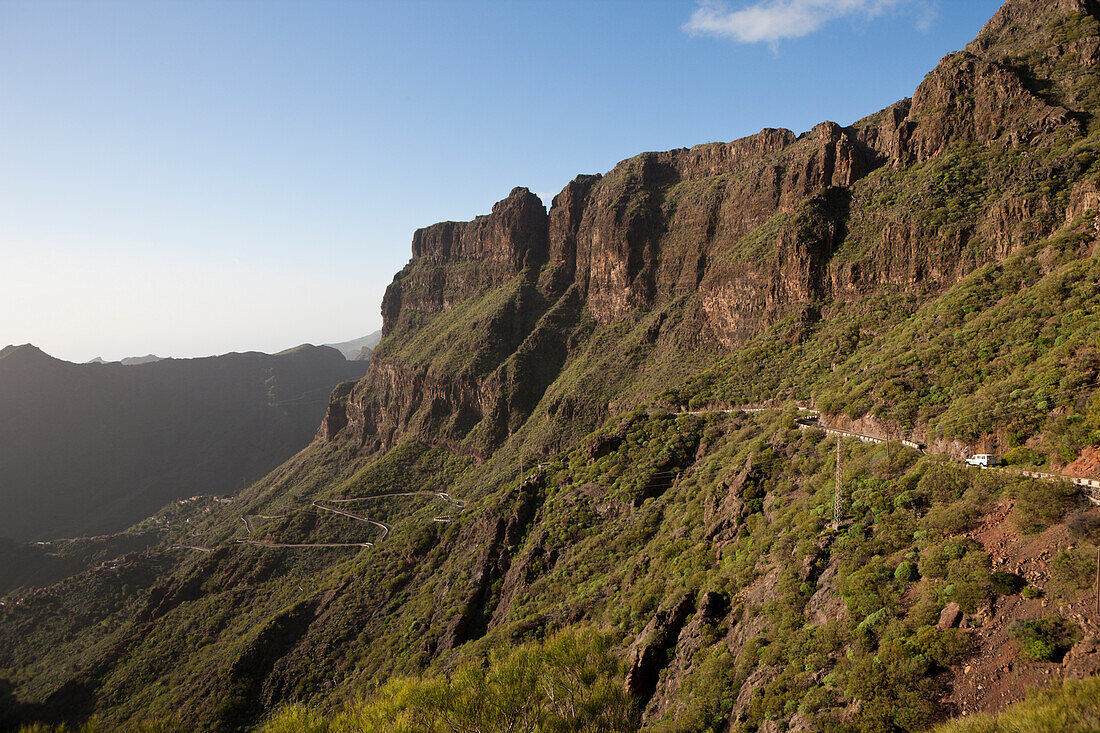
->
[86, 354, 164, 365]
[325, 331, 382, 360]
[120, 354, 163, 365]
[0, 344, 368, 541]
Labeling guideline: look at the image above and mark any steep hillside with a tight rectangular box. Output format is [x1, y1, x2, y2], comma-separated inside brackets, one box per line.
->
[0, 345, 368, 542]
[2, 1, 1100, 731]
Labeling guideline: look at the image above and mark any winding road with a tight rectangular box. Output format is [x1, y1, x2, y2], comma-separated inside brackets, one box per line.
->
[327, 490, 466, 523]
[210, 491, 459, 552]
[235, 538, 373, 549]
[241, 514, 287, 534]
[311, 501, 390, 541]
[168, 544, 214, 553]
[172, 403, 1099, 556]
[729, 405, 1099, 503]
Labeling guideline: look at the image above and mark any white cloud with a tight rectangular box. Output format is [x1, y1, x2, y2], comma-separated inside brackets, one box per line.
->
[913, 1, 938, 32]
[683, 0, 914, 46]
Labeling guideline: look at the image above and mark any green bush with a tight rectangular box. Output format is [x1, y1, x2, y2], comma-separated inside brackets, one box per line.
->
[1023, 638, 1058, 662]
[259, 705, 331, 733]
[1051, 546, 1098, 594]
[1013, 480, 1079, 534]
[894, 561, 920, 583]
[1002, 446, 1046, 466]
[1011, 616, 1080, 662]
[260, 628, 640, 733]
[990, 570, 1026, 595]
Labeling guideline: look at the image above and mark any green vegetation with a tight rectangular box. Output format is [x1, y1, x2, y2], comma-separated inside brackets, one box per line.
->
[10, 408, 1067, 733]
[894, 560, 920, 583]
[661, 220, 1100, 463]
[989, 570, 1025, 596]
[1012, 616, 1081, 662]
[258, 628, 637, 733]
[1012, 476, 1080, 534]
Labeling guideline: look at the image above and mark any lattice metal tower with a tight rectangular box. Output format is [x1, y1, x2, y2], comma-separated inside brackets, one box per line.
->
[833, 436, 842, 529]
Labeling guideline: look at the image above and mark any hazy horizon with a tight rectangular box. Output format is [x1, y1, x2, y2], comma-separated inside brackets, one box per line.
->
[1, 330, 382, 364]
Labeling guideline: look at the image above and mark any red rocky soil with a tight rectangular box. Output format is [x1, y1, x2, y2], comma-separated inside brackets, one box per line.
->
[946, 500, 1100, 716]
[1065, 446, 1100, 480]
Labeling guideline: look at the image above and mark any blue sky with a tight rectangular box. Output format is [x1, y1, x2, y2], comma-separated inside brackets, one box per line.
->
[0, 0, 1002, 362]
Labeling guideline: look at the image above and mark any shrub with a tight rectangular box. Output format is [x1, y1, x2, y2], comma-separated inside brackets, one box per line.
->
[261, 627, 640, 733]
[1067, 510, 1100, 543]
[990, 571, 1026, 596]
[919, 539, 980, 579]
[923, 500, 979, 537]
[259, 705, 331, 733]
[1023, 637, 1058, 662]
[841, 557, 898, 617]
[1013, 480, 1079, 534]
[1002, 446, 1046, 466]
[1051, 547, 1097, 594]
[1011, 616, 1080, 662]
[894, 561, 920, 583]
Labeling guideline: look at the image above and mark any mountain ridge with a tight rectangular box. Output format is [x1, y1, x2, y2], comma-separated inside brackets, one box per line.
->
[326, 0, 1099, 465]
[0, 343, 369, 542]
[325, 331, 382, 361]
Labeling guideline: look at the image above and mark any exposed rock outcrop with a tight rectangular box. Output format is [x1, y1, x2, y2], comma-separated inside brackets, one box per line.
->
[440, 477, 543, 650]
[625, 592, 696, 706]
[904, 52, 1082, 163]
[382, 187, 548, 335]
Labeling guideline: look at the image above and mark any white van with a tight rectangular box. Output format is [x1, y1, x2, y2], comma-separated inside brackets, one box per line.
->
[965, 454, 999, 467]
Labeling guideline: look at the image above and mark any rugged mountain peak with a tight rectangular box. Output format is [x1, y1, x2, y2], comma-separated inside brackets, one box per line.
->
[382, 187, 549, 337]
[968, 0, 1099, 57]
[547, 174, 602, 282]
[0, 343, 44, 358]
[904, 49, 1084, 162]
[872, 0, 1100, 164]
[410, 186, 548, 270]
[353, 115, 891, 454]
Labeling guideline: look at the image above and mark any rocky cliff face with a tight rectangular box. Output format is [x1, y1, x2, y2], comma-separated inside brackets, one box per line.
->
[903, 52, 1082, 163]
[320, 0, 1100, 459]
[381, 188, 548, 335]
[566, 122, 872, 327]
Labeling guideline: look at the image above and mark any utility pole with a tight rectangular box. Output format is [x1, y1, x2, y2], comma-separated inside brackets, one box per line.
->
[1094, 546, 1098, 617]
[833, 436, 842, 530]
